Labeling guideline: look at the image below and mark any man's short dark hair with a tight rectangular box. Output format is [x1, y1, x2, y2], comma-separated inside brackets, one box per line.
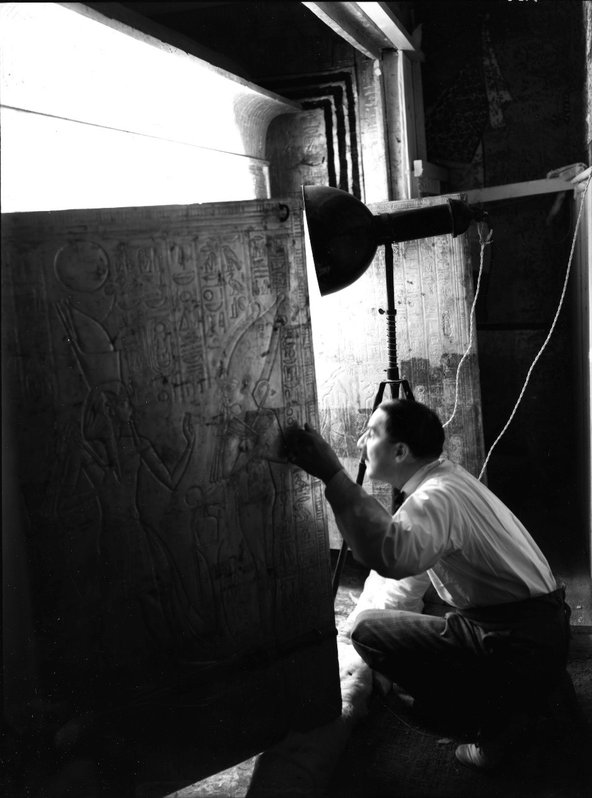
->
[380, 399, 444, 458]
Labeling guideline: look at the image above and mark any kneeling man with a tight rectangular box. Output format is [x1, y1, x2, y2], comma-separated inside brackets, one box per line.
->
[285, 399, 570, 769]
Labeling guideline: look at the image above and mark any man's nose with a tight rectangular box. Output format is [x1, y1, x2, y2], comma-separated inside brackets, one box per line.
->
[357, 431, 368, 452]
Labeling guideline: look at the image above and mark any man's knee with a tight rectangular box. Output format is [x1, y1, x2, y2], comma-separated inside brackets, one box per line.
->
[350, 609, 388, 649]
[350, 608, 417, 657]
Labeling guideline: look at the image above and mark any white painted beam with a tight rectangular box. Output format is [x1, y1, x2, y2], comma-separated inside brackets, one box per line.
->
[303, 2, 423, 59]
[355, 2, 421, 54]
[463, 177, 576, 205]
[302, 2, 388, 59]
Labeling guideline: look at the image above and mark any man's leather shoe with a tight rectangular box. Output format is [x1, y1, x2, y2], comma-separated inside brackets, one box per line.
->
[455, 742, 502, 770]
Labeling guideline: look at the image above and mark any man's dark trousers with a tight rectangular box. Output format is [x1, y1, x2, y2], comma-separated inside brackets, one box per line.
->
[350, 588, 571, 739]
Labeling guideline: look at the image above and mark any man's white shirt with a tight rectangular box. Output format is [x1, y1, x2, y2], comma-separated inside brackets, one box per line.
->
[325, 458, 557, 609]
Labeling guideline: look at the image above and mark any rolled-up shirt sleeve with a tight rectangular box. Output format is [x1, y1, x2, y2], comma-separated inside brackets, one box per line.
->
[325, 469, 454, 579]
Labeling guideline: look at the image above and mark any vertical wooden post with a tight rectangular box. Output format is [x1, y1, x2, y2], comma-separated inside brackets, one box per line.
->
[380, 49, 428, 201]
[380, 49, 407, 201]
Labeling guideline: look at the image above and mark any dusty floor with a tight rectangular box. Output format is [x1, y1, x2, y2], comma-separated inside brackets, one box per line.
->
[4, 555, 590, 797]
[166, 556, 592, 798]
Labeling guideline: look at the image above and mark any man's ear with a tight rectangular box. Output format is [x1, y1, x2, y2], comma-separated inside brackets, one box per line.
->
[392, 441, 410, 460]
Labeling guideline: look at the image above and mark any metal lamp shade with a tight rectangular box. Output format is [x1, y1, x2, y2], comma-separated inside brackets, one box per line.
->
[302, 185, 482, 296]
[302, 185, 378, 296]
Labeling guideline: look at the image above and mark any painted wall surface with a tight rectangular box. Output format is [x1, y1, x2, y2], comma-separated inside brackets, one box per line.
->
[415, 0, 587, 567]
[586, 0, 592, 161]
[583, 0, 592, 573]
[417, 0, 585, 187]
[1, 199, 340, 778]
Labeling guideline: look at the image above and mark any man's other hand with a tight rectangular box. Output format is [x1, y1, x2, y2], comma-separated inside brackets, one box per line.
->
[284, 423, 343, 484]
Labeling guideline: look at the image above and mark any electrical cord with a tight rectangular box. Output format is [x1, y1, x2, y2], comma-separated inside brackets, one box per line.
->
[442, 221, 492, 430]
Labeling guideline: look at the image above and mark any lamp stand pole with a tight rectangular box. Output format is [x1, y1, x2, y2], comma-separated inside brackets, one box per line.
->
[331, 243, 415, 599]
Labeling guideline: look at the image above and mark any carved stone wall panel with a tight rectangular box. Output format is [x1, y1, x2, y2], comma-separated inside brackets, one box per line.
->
[267, 108, 330, 200]
[1, 199, 339, 777]
[309, 195, 485, 545]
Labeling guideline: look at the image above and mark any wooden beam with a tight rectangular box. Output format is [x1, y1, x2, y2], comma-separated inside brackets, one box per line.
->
[5, 3, 299, 160]
[381, 50, 407, 200]
[302, 2, 389, 60]
[355, 2, 421, 54]
[463, 177, 576, 205]
[398, 52, 416, 197]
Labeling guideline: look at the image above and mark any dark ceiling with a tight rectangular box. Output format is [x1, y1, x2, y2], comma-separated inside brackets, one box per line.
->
[96, 2, 421, 87]
[100, 2, 332, 84]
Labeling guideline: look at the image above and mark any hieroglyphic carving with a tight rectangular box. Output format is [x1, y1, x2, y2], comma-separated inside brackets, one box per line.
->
[1, 201, 338, 729]
[309, 195, 485, 546]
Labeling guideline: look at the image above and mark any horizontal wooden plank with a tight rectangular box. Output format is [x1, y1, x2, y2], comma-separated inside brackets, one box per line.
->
[1, 3, 298, 159]
[303, 2, 422, 59]
[357, 2, 422, 54]
[0, 107, 272, 212]
[302, 2, 386, 60]
[463, 178, 575, 204]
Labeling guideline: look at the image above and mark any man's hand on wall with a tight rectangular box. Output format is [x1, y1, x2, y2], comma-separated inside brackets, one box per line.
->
[284, 422, 343, 484]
